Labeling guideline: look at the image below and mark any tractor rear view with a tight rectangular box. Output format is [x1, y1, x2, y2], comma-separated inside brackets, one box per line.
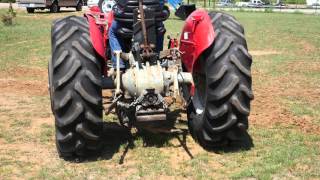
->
[48, 0, 253, 158]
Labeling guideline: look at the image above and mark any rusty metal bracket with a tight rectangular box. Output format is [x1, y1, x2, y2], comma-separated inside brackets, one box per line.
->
[138, 0, 153, 58]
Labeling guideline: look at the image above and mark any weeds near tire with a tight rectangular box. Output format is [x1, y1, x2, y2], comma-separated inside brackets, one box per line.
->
[1, 2, 17, 26]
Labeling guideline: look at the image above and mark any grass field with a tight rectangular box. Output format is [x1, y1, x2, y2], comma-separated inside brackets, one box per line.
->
[0, 9, 320, 179]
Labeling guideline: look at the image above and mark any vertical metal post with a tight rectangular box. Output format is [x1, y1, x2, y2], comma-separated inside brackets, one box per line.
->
[139, 0, 148, 49]
[115, 51, 121, 95]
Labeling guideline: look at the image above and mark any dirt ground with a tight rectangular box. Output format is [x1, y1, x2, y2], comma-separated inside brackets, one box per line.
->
[0, 47, 319, 178]
[0, 50, 317, 156]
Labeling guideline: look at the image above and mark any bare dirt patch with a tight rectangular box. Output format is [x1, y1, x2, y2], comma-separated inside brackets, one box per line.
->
[0, 66, 51, 145]
[250, 58, 320, 134]
[299, 40, 317, 53]
[0, 79, 48, 96]
[0, 66, 47, 79]
[280, 61, 320, 104]
[251, 81, 320, 134]
[285, 61, 320, 73]
[159, 137, 205, 169]
[0, 66, 48, 96]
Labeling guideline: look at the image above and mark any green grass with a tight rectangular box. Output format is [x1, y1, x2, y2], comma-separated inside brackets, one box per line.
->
[40, 123, 54, 143]
[233, 128, 312, 179]
[0, 10, 79, 69]
[305, 70, 320, 83]
[0, 9, 320, 179]
[287, 99, 320, 125]
[0, 118, 33, 143]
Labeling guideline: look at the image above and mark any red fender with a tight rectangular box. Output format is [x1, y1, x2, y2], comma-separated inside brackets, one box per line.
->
[85, 15, 105, 59]
[179, 9, 215, 73]
[84, 6, 114, 60]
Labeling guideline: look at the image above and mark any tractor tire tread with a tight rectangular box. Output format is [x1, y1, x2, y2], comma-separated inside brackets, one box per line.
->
[50, 16, 103, 159]
[188, 11, 253, 149]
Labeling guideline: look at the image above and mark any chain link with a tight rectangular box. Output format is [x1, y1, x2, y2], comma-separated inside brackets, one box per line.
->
[116, 92, 168, 110]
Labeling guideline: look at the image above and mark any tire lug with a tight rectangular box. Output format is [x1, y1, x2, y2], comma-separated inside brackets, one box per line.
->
[237, 123, 247, 131]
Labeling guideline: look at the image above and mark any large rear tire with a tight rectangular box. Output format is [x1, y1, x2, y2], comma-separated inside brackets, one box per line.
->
[187, 12, 253, 149]
[49, 16, 103, 159]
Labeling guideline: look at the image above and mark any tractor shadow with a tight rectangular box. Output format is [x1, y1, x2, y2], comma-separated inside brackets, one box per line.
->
[99, 116, 192, 164]
[77, 109, 253, 163]
[207, 132, 254, 154]
[78, 109, 192, 163]
[76, 121, 191, 164]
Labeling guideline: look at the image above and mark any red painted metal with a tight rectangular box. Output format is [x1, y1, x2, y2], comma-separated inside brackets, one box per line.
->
[179, 9, 215, 73]
[85, 6, 114, 75]
[85, 7, 108, 59]
[169, 39, 175, 49]
[174, 38, 179, 48]
[85, 14, 105, 59]
[85, 8, 214, 77]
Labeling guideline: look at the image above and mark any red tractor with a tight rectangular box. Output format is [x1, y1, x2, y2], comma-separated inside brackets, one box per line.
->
[49, 0, 253, 158]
